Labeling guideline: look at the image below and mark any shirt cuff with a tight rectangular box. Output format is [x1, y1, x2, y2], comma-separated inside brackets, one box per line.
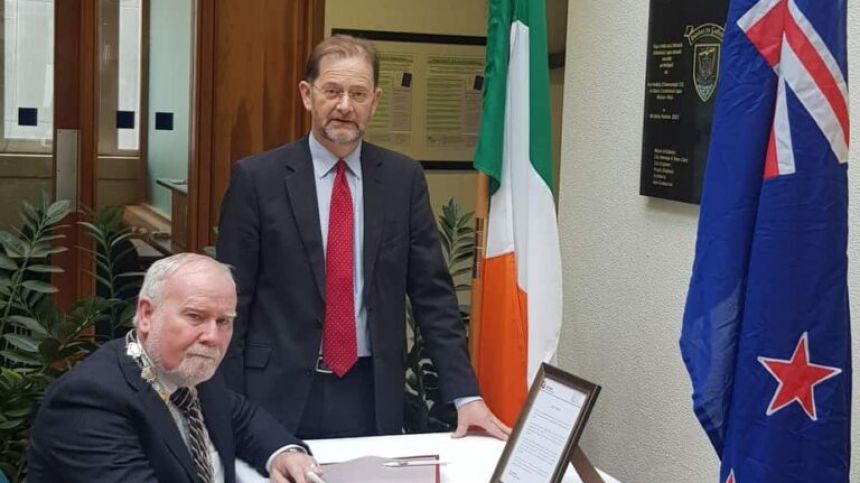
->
[266, 444, 308, 474]
[453, 396, 483, 409]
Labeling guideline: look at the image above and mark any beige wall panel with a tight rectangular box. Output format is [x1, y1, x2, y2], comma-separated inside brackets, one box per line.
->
[96, 156, 140, 179]
[0, 179, 53, 230]
[96, 179, 139, 210]
[425, 170, 477, 219]
[0, 155, 53, 177]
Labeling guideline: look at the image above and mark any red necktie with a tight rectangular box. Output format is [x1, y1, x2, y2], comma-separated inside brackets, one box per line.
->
[323, 160, 357, 377]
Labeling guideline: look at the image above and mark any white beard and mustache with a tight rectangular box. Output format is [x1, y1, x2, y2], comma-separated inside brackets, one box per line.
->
[145, 326, 222, 388]
[323, 121, 363, 144]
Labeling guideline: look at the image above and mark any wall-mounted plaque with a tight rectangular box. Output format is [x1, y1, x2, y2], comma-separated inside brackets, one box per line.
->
[491, 364, 601, 483]
[639, 0, 730, 204]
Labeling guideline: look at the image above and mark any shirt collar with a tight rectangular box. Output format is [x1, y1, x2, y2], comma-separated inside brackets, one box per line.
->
[308, 132, 362, 180]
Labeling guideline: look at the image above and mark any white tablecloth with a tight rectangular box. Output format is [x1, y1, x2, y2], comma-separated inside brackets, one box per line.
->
[236, 432, 621, 483]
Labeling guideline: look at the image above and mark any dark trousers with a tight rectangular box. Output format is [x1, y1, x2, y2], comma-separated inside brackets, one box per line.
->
[295, 357, 376, 439]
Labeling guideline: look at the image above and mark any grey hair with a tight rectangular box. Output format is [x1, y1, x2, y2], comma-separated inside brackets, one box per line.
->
[133, 253, 235, 327]
[304, 34, 380, 86]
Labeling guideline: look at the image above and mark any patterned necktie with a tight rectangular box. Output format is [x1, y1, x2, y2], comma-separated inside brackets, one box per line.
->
[170, 387, 214, 483]
[323, 160, 357, 377]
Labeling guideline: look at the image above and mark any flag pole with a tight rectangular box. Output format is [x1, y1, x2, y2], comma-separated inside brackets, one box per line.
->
[469, 172, 489, 368]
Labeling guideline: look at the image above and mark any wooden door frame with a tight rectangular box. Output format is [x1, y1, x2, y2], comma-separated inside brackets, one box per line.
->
[188, 0, 215, 254]
[53, 0, 97, 306]
[187, 0, 326, 253]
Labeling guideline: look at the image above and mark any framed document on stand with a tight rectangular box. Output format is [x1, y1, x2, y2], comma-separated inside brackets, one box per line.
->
[490, 363, 602, 483]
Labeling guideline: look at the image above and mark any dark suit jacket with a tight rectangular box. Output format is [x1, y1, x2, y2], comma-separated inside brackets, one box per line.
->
[216, 137, 478, 434]
[27, 339, 305, 483]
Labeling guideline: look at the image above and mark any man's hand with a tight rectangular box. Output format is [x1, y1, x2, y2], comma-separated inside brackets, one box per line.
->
[452, 400, 512, 440]
[269, 450, 323, 483]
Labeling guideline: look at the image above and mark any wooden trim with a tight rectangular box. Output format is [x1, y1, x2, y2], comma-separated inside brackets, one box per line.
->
[188, 0, 215, 252]
[138, 0, 151, 204]
[548, 51, 566, 69]
[303, 0, 326, 134]
[77, 0, 97, 299]
[51, 0, 98, 307]
[52, 0, 83, 309]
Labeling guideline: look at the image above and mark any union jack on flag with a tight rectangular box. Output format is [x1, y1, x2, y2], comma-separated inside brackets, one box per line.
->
[680, 0, 852, 482]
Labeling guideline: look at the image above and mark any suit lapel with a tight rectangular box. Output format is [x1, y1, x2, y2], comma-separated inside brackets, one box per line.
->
[118, 345, 197, 483]
[361, 144, 386, 299]
[283, 138, 326, 300]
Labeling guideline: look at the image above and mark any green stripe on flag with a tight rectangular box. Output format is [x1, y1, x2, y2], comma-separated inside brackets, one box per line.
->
[521, 0, 554, 192]
[474, 0, 555, 195]
[473, 0, 513, 194]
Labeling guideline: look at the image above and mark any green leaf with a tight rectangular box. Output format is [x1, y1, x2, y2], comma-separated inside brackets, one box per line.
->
[0, 419, 25, 430]
[88, 271, 113, 292]
[109, 231, 136, 248]
[78, 221, 104, 237]
[28, 244, 67, 258]
[37, 233, 67, 243]
[3, 407, 33, 419]
[25, 264, 64, 274]
[438, 234, 451, 254]
[0, 231, 24, 257]
[114, 242, 139, 259]
[450, 267, 472, 278]
[116, 271, 145, 279]
[3, 334, 39, 353]
[45, 199, 72, 224]
[0, 252, 16, 270]
[451, 252, 473, 265]
[22, 280, 59, 294]
[0, 350, 41, 366]
[7, 315, 49, 336]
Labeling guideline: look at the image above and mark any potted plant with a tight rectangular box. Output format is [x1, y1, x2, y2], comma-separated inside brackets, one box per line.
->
[0, 196, 143, 482]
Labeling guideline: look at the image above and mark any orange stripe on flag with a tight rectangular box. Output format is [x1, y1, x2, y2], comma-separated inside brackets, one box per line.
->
[476, 252, 528, 427]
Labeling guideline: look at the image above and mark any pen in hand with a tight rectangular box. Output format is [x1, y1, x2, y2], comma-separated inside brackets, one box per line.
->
[306, 470, 327, 483]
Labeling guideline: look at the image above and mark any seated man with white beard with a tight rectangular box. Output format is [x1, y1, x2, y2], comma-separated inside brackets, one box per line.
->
[27, 253, 324, 483]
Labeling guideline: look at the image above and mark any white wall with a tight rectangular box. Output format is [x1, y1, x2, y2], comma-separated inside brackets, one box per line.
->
[558, 2, 860, 482]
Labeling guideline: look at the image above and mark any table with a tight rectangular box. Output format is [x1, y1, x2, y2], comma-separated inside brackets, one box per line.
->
[236, 432, 621, 483]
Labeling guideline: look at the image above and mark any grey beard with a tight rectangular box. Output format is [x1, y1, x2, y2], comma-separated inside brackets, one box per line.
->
[146, 330, 219, 387]
[323, 125, 364, 144]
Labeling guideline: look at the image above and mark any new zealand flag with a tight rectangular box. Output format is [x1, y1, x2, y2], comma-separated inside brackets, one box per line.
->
[680, 1, 851, 482]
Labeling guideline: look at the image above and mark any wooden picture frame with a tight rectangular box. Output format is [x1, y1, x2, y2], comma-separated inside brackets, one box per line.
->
[491, 363, 602, 483]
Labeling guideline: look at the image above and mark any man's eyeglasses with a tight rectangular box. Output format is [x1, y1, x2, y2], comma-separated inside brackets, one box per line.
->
[311, 84, 372, 104]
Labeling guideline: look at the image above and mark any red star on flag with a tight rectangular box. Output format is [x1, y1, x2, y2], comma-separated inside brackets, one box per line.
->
[758, 332, 842, 420]
[725, 469, 735, 483]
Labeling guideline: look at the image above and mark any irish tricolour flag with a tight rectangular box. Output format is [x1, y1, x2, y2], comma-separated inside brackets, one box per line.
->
[473, 0, 562, 426]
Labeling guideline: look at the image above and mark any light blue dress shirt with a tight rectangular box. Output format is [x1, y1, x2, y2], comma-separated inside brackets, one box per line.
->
[309, 134, 370, 357]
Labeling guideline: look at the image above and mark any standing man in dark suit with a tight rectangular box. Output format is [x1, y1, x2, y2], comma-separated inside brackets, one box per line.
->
[217, 35, 510, 440]
[27, 253, 322, 483]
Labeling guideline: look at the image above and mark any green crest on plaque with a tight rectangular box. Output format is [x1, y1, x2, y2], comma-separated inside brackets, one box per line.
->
[684, 23, 725, 102]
